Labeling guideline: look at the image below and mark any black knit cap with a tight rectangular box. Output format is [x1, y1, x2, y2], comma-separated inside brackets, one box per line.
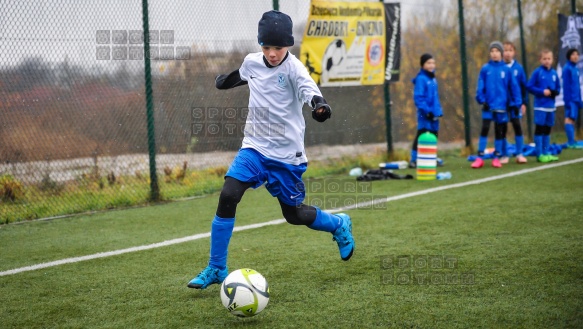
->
[420, 53, 433, 67]
[258, 10, 294, 47]
[567, 48, 579, 60]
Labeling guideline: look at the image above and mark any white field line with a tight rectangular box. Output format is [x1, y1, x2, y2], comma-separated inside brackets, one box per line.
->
[1, 157, 582, 277]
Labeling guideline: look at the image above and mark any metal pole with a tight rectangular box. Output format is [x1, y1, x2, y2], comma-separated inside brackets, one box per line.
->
[517, 0, 532, 140]
[457, 0, 472, 153]
[273, 0, 279, 11]
[572, 0, 576, 14]
[142, 0, 159, 201]
[384, 81, 394, 155]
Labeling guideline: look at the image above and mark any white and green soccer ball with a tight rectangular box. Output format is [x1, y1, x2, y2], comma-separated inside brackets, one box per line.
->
[220, 268, 270, 317]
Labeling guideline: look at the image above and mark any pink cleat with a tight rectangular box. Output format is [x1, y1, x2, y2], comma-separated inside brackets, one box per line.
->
[471, 158, 484, 168]
[492, 158, 502, 168]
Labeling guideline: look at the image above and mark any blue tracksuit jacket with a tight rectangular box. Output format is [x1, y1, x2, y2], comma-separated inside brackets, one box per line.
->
[507, 60, 529, 107]
[527, 65, 561, 109]
[562, 61, 581, 103]
[412, 69, 443, 130]
[476, 60, 522, 111]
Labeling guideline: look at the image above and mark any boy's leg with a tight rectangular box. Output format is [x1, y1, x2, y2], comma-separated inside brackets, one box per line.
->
[534, 110, 549, 162]
[493, 119, 506, 168]
[565, 102, 579, 147]
[511, 117, 527, 163]
[472, 117, 491, 168]
[189, 149, 263, 289]
[269, 160, 354, 261]
[410, 128, 428, 168]
[188, 177, 253, 289]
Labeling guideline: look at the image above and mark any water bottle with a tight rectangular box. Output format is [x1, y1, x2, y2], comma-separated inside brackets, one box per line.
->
[436, 172, 452, 180]
[379, 161, 408, 170]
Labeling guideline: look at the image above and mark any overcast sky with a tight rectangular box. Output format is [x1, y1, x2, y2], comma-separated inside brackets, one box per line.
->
[0, 0, 450, 68]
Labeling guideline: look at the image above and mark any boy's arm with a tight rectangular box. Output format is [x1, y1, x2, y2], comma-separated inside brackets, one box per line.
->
[475, 68, 487, 105]
[413, 77, 431, 117]
[527, 70, 545, 96]
[509, 70, 522, 108]
[294, 61, 331, 122]
[563, 67, 572, 99]
[215, 69, 248, 89]
[551, 72, 561, 96]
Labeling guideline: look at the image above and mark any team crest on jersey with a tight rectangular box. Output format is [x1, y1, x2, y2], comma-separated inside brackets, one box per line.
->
[514, 70, 518, 76]
[277, 73, 287, 88]
[552, 75, 556, 81]
[501, 71, 505, 79]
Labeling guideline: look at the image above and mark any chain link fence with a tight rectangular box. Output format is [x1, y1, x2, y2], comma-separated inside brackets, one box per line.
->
[0, 0, 567, 223]
[0, 0, 389, 223]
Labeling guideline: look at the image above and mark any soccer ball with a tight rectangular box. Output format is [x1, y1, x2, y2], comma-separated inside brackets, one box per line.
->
[220, 268, 270, 317]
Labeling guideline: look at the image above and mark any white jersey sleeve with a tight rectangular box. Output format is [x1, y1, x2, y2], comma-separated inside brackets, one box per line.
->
[290, 58, 322, 106]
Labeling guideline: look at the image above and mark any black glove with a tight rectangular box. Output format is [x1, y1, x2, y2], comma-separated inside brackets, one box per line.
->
[549, 90, 560, 97]
[482, 103, 490, 111]
[426, 112, 435, 120]
[311, 95, 332, 122]
[509, 106, 519, 116]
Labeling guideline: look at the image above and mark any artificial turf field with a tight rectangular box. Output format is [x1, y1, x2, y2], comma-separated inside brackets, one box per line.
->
[1, 151, 582, 328]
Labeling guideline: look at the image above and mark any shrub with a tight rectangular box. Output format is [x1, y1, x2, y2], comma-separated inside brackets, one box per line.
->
[0, 174, 24, 202]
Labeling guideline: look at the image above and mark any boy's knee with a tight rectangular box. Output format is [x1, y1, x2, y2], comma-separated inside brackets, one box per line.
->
[281, 203, 315, 226]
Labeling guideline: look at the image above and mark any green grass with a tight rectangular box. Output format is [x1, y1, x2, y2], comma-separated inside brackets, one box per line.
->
[1, 150, 582, 328]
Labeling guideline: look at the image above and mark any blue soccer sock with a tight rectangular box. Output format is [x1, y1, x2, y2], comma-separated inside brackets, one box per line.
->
[565, 123, 575, 145]
[478, 136, 488, 156]
[543, 134, 551, 155]
[515, 135, 524, 155]
[494, 139, 504, 158]
[502, 138, 508, 157]
[208, 215, 235, 270]
[534, 135, 543, 157]
[308, 207, 342, 233]
[410, 150, 417, 163]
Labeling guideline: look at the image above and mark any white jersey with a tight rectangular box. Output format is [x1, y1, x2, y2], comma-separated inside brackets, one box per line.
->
[238, 52, 322, 165]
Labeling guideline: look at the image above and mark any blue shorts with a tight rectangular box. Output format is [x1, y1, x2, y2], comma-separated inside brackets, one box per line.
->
[482, 110, 509, 124]
[509, 107, 522, 120]
[534, 110, 555, 127]
[565, 101, 582, 121]
[417, 116, 440, 132]
[226, 148, 307, 206]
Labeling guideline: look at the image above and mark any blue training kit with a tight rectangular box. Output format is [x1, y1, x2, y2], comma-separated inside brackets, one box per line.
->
[476, 60, 522, 111]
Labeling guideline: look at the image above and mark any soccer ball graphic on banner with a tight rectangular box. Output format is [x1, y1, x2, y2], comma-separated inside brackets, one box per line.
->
[220, 269, 270, 317]
[321, 39, 346, 83]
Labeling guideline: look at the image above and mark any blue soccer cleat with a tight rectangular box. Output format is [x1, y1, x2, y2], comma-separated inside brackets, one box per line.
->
[333, 213, 355, 261]
[187, 266, 228, 289]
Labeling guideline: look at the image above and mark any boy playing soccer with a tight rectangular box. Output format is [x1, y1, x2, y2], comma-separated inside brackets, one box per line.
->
[409, 53, 443, 168]
[527, 49, 561, 162]
[562, 48, 583, 149]
[502, 41, 529, 163]
[472, 41, 522, 168]
[187, 11, 355, 289]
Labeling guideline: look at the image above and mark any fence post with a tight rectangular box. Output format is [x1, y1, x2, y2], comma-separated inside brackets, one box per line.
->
[457, 0, 473, 155]
[517, 0, 532, 141]
[273, 0, 279, 11]
[141, 0, 160, 201]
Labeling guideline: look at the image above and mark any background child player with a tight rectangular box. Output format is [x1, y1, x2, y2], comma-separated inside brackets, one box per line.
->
[409, 53, 443, 168]
[562, 48, 583, 149]
[527, 49, 561, 162]
[472, 41, 522, 168]
[502, 41, 529, 163]
[187, 11, 355, 290]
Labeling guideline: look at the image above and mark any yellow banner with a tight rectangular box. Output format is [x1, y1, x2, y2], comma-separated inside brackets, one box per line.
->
[300, 1, 386, 86]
